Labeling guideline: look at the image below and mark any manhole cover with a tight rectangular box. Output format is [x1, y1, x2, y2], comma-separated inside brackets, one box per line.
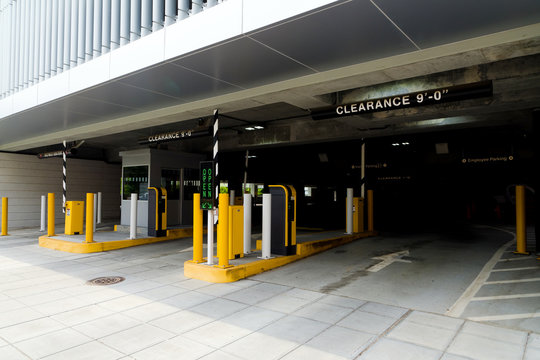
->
[86, 276, 125, 286]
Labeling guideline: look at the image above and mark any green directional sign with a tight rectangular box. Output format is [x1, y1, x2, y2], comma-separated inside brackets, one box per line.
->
[200, 161, 215, 210]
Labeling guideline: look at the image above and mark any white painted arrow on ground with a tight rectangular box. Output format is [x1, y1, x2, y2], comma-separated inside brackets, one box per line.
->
[367, 250, 411, 272]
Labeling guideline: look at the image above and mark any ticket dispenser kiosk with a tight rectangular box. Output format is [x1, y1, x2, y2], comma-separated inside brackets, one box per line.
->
[148, 187, 167, 237]
[269, 185, 297, 255]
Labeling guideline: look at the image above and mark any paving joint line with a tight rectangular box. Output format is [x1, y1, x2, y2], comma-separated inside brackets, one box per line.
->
[355, 309, 413, 358]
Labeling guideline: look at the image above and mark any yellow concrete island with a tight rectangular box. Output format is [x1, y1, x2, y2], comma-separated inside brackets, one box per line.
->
[39, 227, 196, 254]
[184, 231, 377, 283]
[185, 191, 377, 283]
[39, 192, 198, 253]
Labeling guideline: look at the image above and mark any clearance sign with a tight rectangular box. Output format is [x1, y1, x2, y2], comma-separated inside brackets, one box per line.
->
[311, 81, 492, 120]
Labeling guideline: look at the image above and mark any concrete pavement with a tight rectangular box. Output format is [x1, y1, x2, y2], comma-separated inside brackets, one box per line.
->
[0, 226, 539, 359]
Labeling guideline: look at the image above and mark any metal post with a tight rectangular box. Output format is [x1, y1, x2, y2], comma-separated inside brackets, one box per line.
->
[261, 193, 272, 259]
[97, 192, 102, 224]
[213, 110, 219, 224]
[62, 140, 66, 213]
[346, 188, 353, 234]
[243, 194, 252, 254]
[41, 195, 47, 231]
[515, 185, 529, 255]
[85, 193, 94, 243]
[229, 190, 235, 205]
[130, 193, 137, 239]
[216, 193, 230, 267]
[93, 193, 97, 232]
[367, 190, 374, 232]
[207, 210, 214, 265]
[192, 193, 203, 262]
[361, 140, 366, 198]
[48, 193, 55, 236]
[1, 197, 7, 236]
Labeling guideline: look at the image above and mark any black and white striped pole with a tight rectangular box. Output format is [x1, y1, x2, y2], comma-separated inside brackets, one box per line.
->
[62, 140, 67, 213]
[213, 109, 219, 219]
[207, 109, 219, 265]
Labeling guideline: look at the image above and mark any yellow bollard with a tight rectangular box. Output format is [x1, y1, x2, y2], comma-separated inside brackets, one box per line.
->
[192, 193, 204, 263]
[1, 197, 8, 236]
[514, 185, 529, 255]
[216, 193, 231, 268]
[47, 193, 55, 236]
[85, 193, 94, 243]
[367, 190, 374, 232]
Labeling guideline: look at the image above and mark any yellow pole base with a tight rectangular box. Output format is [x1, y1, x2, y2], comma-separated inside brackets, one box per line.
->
[513, 250, 530, 255]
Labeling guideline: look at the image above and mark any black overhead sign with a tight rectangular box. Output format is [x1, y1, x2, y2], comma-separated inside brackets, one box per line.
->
[200, 161, 215, 210]
[311, 81, 493, 120]
[138, 128, 211, 145]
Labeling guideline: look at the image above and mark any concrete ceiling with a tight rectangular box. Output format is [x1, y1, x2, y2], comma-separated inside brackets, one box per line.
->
[1, 0, 540, 159]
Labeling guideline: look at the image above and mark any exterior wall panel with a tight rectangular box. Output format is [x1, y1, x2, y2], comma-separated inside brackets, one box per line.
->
[0, 153, 121, 229]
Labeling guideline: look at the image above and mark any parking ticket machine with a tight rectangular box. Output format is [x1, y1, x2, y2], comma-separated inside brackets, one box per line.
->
[148, 187, 167, 237]
[269, 185, 297, 255]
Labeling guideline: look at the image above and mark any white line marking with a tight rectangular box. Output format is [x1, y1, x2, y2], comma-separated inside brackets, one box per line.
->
[498, 257, 533, 262]
[446, 235, 515, 317]
[467, 313, 540, 321]
[484, 278, 540, 285]
[492, 266, 540, 272]
[471, 293, 540, 301]
[367, 250, 411, 272]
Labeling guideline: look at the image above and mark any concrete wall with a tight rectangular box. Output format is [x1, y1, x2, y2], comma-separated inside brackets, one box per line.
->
[0, 152, 121, 229]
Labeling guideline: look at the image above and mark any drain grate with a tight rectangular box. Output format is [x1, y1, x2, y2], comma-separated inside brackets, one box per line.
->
[86, 276, 125, 286]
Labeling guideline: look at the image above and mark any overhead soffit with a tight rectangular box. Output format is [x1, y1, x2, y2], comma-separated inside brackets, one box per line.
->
[1, 0, 540, 150]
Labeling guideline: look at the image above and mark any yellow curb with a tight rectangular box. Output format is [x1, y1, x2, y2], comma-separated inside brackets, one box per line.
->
[38, 227, 197, 253]
[184, 231, 378, 283]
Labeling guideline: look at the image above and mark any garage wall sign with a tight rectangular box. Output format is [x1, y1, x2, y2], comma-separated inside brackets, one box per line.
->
[311, 80, 493, 120]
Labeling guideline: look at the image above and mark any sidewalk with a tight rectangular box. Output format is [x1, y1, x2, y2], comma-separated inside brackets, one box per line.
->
[0, 228, 538, 359]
